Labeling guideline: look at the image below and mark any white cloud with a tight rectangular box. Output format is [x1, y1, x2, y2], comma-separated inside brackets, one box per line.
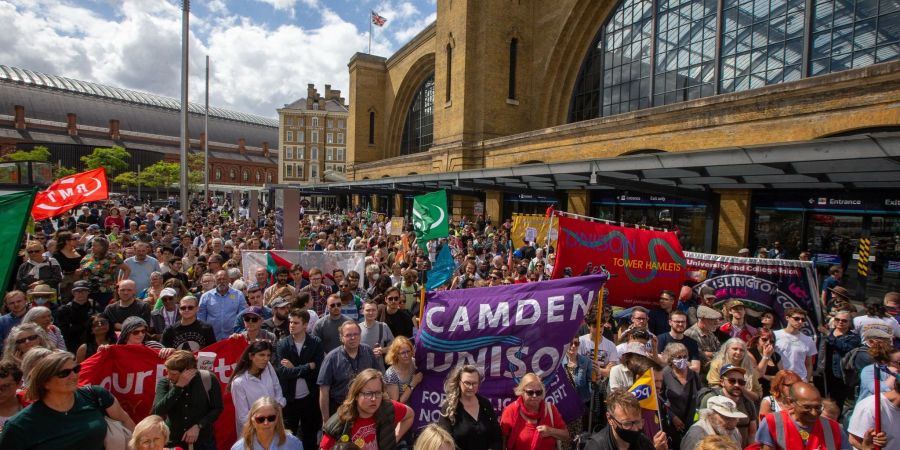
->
[0, 0, 434, 118]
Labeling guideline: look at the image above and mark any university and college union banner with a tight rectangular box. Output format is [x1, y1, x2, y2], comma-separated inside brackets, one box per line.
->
[78, 338, 249, 449]
[684, 252, 822, 331]
[550, 215, 685, 308]
[411, 275, 606, 429]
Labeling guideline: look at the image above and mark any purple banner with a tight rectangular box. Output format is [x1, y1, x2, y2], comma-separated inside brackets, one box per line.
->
[412, 275, 606, 429]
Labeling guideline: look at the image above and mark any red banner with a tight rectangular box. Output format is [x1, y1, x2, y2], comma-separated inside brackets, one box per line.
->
[78, 338, 248, 449]
[31, 167, 108, 221]
[550, 215, 686, 308]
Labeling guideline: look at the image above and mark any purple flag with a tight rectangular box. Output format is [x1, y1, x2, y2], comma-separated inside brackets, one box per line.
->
[411, 275, 606, 429]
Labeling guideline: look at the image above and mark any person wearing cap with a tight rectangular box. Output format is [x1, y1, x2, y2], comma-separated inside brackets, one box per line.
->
[162, 296, 216, 351]
[609, 341, 663, 393]
[715, 300, 757, 343]
[55, 280, 96, 350]
[821, 265, 844, 311]
[681, 395, 747, 450]
[688, 286, 719, 325]
[234, 283, 273, 333]
[737, 248, 751, 257]
[149, 287, 180, 341]
[848, 363, 899, 450]
[754, 382, 849, 450]
[656, 310, 702, 373]
[853, 296, 900, 342]
[698, 364, 758, 446]
[773, 307, 818, 382]
[233, 306, 277, 344]
[757, 247, 769, 259]
[263, 297, 291, 341]
[264, 267, 296, 305]
[685, 305, 723, 378]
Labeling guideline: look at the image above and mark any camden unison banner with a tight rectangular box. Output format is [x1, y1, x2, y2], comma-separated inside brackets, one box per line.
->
[684, 252, 822, 331]
[550, 215, 685, 308]
[78, 338, 248, 449]
[411, 275, 605, 429]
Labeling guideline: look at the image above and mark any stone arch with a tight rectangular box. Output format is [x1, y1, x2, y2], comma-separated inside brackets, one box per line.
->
[387, 53, 436, 159]
[539, 0, 618, 128]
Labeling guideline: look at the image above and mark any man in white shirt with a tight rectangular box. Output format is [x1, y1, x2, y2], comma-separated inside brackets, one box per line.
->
[774, 307, 818, 382]
[579, 315, 619, 378]
[848, 372, 900, 450]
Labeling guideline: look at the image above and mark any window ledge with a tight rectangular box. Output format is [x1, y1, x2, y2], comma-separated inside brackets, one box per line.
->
[506, 98, 519, 105]
[444, 100, 452, 108]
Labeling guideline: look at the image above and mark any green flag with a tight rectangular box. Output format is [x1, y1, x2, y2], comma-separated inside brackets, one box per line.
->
[412, 190, 449, 246]
[0, 189, 37, 299]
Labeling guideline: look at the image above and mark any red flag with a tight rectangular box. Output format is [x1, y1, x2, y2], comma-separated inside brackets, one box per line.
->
[371, 10, 387, 26]
[32, 168, 108, 221]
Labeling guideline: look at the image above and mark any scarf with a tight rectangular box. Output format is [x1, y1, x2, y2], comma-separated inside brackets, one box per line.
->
[510, 396, 554, 450]
[27, 258, 52, 279]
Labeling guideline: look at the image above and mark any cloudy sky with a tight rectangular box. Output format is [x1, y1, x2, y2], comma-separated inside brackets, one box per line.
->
[0, 0, 436, 118]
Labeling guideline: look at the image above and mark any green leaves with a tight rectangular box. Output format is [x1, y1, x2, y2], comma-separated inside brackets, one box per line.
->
[80, 145, 130, 176]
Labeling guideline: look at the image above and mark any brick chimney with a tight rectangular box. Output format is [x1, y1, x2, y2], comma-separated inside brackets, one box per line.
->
[66, 113, 77, 136]
[13, 105, 25, 130]
[238, 138, 246, 155]
[109, 119, 120, 140]
[262, 141, 269, 158]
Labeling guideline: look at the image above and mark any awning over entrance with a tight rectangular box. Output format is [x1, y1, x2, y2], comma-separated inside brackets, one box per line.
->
[273, 132, 900, 199]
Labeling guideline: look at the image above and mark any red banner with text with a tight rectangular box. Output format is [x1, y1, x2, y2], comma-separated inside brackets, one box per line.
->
[78, 338, 248, 449]
[550, 215, 686, 308]
[31, 167, 108, 221]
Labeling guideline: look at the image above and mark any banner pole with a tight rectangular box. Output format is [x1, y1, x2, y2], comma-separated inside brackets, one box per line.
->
[651, 369, 663, 428]
[875, 364, 882, 450]
[587, 285, 605, 434]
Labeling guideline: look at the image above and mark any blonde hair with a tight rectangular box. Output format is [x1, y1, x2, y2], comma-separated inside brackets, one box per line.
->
[1, 323, 53, 366]
[440, 365, 482, 425]
[695, 435, 740, 450]
[241, 397, 287, 449]
[513, 372, 542, 397]
[414, 424, 455, 450]
[20, 347, 55, 384]
[26, 351, 74, 401]
[385, 336, 413, 366]
[338, 369, 386, 422]
[129, 415, 170, 449]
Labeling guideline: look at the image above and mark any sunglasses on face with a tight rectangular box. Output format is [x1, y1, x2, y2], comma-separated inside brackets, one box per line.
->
[725, 377, 747, 386]
[790, 316, 805, 321]
[524, 389, 544, 397]
[254, 415, 278, 424]
[92, 320, 109, 328]
[329, 303, 342, 308]
[15, 334, 39, 345]
[243, 316, 261, 323]
[386, 296, 400, 302]
[56, 364, 81, 378]
[131, 329, 146, 336]
[179, 305, 196, 311]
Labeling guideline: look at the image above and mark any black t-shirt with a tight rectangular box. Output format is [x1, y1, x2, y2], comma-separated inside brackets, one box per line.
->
[161, 320, 217, 351]
[0, 385, 113, 450]
[656, 332, 701, 362]
[383, 309, 414, 339]
[103, 300, 151, 329]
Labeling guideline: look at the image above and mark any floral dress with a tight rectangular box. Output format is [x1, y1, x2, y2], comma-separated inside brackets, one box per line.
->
[79, 252, 124, 294]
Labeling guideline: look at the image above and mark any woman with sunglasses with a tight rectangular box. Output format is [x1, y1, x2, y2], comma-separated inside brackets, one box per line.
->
[22, 305, 65, 351]
[53, 231, 85, 303]
[1, 323, 54, 368]
[748, 327, 785, 396]
[0, 351, 134, 449]
[230, 396, 301, 450]
[438, 365, 502, 450]
[76, 314, 117, 363]
[228, 340, 285, 436]
[16, 240, 62, 293]
[500, 372, 568, 450]
[320, 368, 414, 450]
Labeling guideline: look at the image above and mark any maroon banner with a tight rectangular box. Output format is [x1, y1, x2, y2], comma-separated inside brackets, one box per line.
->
[550, 215, 686, 308]
[78, 338, 248, 449]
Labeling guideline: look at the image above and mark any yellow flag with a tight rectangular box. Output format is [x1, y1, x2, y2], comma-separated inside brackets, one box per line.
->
[628, 369, 658, 411]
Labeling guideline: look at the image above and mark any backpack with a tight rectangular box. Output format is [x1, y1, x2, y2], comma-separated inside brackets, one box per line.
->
[199, 369, 214, 403]
[840, 346, 866, 406]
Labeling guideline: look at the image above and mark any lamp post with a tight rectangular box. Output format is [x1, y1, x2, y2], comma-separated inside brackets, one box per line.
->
[178, 0, 190, 213]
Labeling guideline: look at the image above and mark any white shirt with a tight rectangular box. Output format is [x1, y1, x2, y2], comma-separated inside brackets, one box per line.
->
[578, 334, 619, 367]
[230, 363, 286, 435]
[848, 394, 900, 450]
[774, 329, 817, 380]
[854, 315, 900, 338]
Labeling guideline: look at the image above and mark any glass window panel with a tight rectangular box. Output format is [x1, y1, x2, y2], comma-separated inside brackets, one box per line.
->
[400, 75, 434, 155]
[876, 43, 900, 61]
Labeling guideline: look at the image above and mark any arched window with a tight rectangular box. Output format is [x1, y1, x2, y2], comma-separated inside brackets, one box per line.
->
[256, 170, 261, 182]
[215, 168, 221, 180]
[242, 170, 249, 181]
[229, 169, 236, 180]
[509, 38, 518, 100]
[267, 172, 273, 182]
[400, 75, 435, 156]
[369, 111, 376, 144]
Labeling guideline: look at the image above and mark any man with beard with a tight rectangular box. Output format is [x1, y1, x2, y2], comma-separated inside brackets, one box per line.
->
[584, 388, 668, 450]
[162, 296, 216, 351]
[684, 305, 722, 379]
[263, 297, 291, 340]
[198, 270, 245, 340]
[656, 310, 702, 373]
[681, 396, 747, 450]
[698, 365, 759, 447]
[264, 267, 296, 304]
[756, 382, 849, 450]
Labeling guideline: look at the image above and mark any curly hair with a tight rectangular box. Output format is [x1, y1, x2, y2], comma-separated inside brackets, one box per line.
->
[440, 365, 482, 425]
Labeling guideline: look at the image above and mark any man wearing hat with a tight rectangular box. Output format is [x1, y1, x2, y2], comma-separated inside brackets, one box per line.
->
[716, 300, 757, 343]
[821, 265, 844, 310]
[698, 364, 759, 447]
[688, 285, 718, 325]
[685, 305, 723, 379]
[681, 395, 747, 450]
[263, 297, 291, 341]
[149, 287, 180, 341]
[55, 280, 95, 350]
[237, 306, 276, 344]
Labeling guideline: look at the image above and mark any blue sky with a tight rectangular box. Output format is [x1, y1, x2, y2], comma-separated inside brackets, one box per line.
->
[0, 0, 437, 117]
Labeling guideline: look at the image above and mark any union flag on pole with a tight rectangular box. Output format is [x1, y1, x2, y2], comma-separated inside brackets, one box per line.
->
[371, 10, 387, 26]
[31, 168, 109, 221]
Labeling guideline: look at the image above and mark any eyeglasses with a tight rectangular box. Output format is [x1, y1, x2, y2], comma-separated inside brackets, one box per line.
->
[243, 316, 260, 323]
[253, 415, 278, 424]
[359, 390, 382, 400]
[524, 389, 544, 397]
[571, 341, 580, 346]
[15, 334, 39, 345]
[833, 318, 849, 323]
[179, 305, 196, 311]
[725, 377, 747, 386]
[610, 416, 644, 429]
[790, 316, 806, 322]
[55, 364, 81, 378]
[386, 296, 400, 302]
[92, 320, 109, 328]
[792, 402, 824, 413]
[131, 329, 147, 336]
[462, 381, 479, 388]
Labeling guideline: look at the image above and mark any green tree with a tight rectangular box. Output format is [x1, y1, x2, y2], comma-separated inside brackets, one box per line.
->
[2, 146, 51, 162]
[139, 161, 180, 197]
[53, 166, 78, 180]
[81, 145, 130, 176]
[187, 152, 205, 190]
[113, 171, 139, 188]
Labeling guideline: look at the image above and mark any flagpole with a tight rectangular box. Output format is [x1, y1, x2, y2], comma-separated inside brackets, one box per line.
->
[587, 286, 605, 433]
[368, 12, 372, 54]
[651, 369, 663, 430]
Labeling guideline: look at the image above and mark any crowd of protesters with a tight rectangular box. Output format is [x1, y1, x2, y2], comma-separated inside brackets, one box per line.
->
[0, 196, 897, 450]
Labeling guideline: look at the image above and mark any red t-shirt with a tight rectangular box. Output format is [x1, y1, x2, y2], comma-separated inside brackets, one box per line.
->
[320, 400, 407, 450]
[500, 401, 565, 450]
